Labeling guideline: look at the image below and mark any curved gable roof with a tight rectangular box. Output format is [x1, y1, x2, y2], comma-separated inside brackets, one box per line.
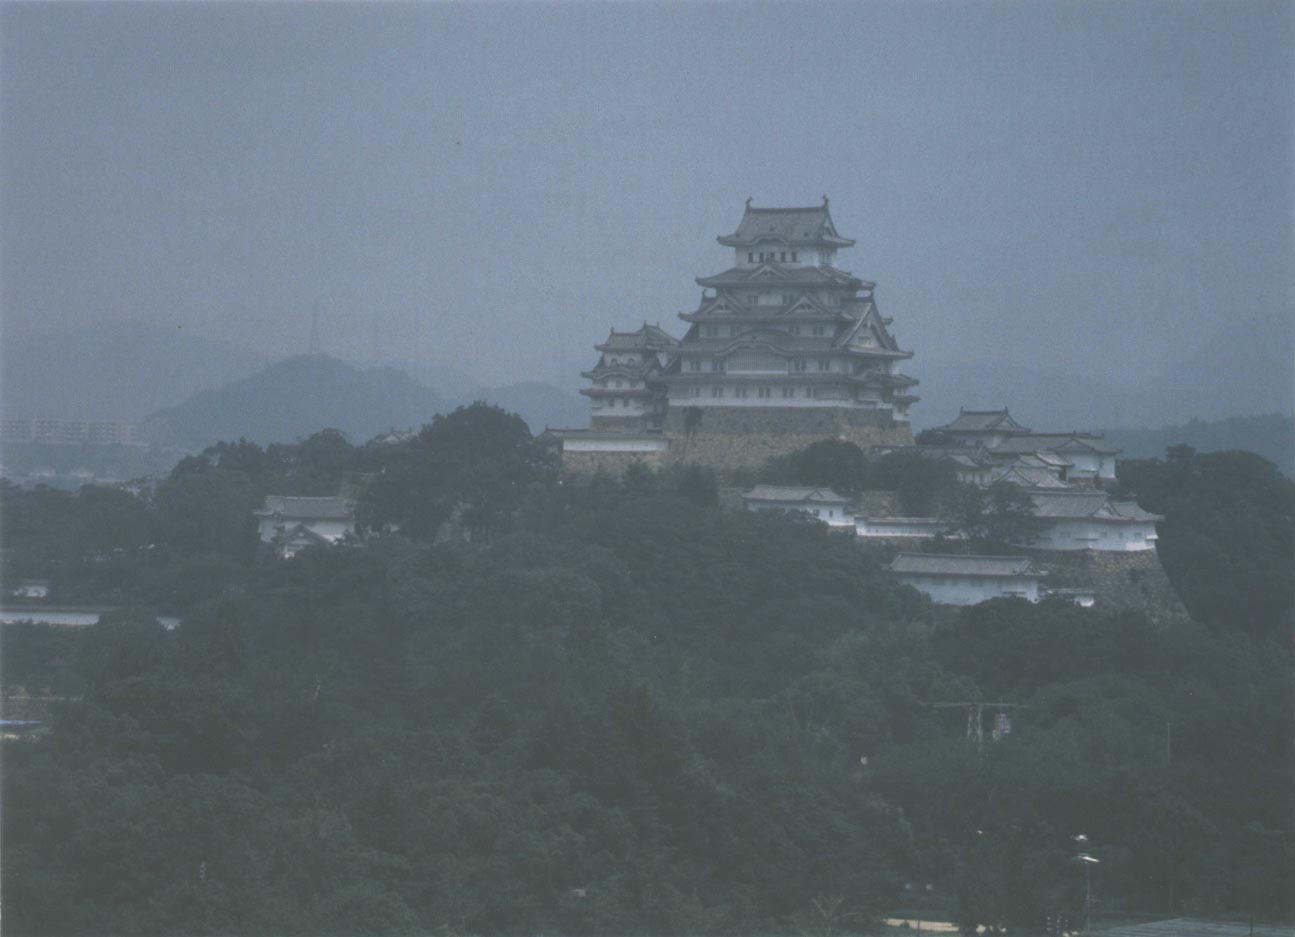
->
[718, 200, 855, 248]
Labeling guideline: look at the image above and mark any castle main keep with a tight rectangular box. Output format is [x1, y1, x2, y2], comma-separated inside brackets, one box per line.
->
[543, 199, 919, 473]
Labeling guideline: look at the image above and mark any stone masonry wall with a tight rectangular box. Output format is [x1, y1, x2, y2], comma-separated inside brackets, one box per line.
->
[559, 449, 669, 477]
[661, 406, 914, 473]
[1031, 548, 1189, 625]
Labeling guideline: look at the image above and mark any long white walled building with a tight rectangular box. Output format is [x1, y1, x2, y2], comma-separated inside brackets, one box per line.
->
[890, 553, 1043, 605]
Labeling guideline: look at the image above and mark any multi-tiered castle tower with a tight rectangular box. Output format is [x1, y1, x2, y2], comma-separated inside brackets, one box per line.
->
[664, 198, 917, 423]
[546, 199, 918, 473]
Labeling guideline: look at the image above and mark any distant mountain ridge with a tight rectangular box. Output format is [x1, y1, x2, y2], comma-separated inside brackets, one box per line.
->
[144, 355, 444, 448]
[141, 355, 589, 450]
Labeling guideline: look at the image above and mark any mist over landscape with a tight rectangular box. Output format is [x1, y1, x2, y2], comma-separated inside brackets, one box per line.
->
[3, 1, 1291, 446]
[2, 3, 1293, 937]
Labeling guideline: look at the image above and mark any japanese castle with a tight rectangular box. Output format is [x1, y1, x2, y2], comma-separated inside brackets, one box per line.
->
[546, 199, 919, 471]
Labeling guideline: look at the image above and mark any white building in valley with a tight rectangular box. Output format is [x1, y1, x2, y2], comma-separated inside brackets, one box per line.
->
[255, 495, 356, 551]
[890, 553, 1043, 605]
[742, 485, 855, 528]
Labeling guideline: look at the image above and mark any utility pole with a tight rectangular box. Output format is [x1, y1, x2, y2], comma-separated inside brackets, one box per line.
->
[1074, 838, 1099, 935]
[930, 700, 1028, 750]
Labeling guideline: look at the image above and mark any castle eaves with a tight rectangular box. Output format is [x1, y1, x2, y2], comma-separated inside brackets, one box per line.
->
[717, 201, 855, 249]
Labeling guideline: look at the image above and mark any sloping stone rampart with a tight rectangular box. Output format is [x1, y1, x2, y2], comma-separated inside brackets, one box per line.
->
[558, 449, 669, 477]
[662, 406, 913, 472]
[1032, 548, 1188, 624]
[857, 490, 904, 517]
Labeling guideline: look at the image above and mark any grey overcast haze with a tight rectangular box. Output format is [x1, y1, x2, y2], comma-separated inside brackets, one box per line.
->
[2, 0, 1292, 426]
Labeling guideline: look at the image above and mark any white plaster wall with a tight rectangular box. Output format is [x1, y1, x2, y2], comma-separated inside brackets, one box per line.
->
[307, 520, 352, 542]
[258, 518, 352, 544]
[748, 502, 853, 526]
[856, 519, 952, 538]
[897, 574, 1040, 605]
[1033, 519, 1157, 551]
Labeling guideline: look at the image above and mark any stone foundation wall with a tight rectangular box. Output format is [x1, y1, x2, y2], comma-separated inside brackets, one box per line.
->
[1031, 548, 1188, 625]
[559, 449, 669, 477]
[857, 490, 904, 517]
[661, 406, 914, 472]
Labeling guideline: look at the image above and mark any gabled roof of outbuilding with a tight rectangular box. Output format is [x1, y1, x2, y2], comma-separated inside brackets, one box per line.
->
[1027, 490, 1161, 521]
[596, 323, 680, 352]
[743, 485, 852, 505]
[990, 465, 1073, 489]
[936, 408, 1032, 434]
[990, 433, 1121, 456]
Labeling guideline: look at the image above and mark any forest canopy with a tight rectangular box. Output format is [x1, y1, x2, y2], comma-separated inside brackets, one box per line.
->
[2, 407, 1292, 935]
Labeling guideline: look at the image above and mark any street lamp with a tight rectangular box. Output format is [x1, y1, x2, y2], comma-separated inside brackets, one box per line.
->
[1073, 852, 1100, 933]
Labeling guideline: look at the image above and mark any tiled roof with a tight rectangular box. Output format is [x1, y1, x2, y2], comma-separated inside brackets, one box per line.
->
[679, 333, 908, 356]
[991, 465, 1073, 489]
[697, 264, 863, 288]
[1110, 500, 1164, 521]
[1015, 451, 1072, 468]
[908, 444, 997, 466]
[937, 408, 1032, 434]
[1027, 491, 1114, 518]
[597, 323, 680, 351]
[743, 485, 851, 504]
[583, 358, 662, 379]
[718, 201, 855, 248]
[891, 553, 1038, 578]
[257, 496, 355, 520]
[990, 433, 1121, 455]
[1028, 491, 1160, 521]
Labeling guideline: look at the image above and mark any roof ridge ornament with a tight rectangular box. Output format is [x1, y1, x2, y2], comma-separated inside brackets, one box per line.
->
[822, 195, 829, 207]
[745, 196, 753, 208]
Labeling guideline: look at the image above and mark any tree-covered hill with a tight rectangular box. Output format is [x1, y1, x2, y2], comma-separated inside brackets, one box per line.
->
[2, 407, 1292, 935]
[143, 354, 444, 448]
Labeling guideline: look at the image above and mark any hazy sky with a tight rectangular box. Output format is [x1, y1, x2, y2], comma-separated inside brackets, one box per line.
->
[3, 1, 1291, 389]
